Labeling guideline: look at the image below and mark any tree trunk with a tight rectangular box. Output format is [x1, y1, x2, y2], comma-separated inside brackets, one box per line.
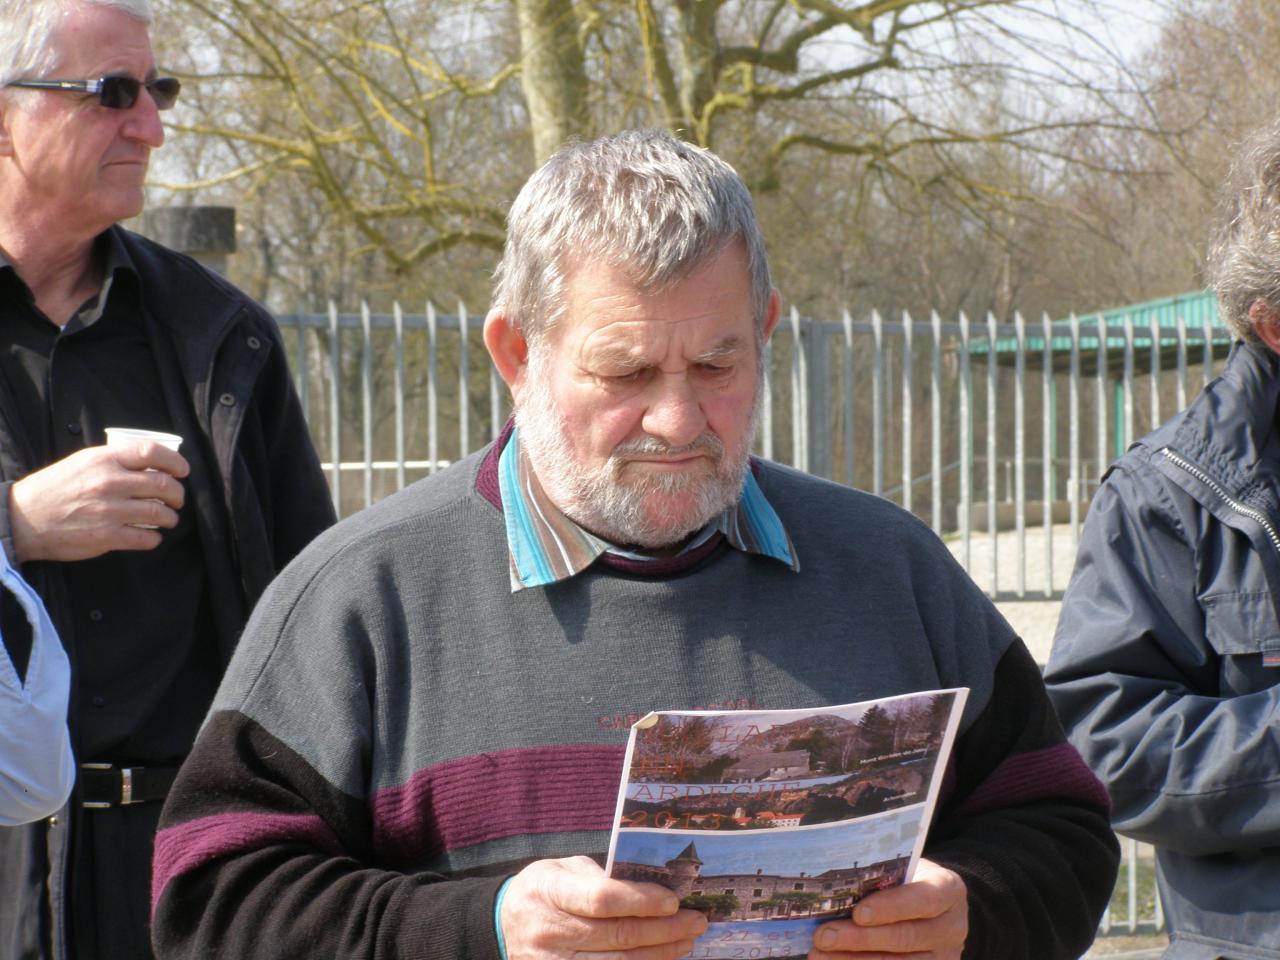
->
[673, 0, 718, 143]
[513, 0, 592, 162]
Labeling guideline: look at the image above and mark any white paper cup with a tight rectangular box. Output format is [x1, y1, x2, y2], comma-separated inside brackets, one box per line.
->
[105, 427, 184, 527]
[104, 427, 183, 452]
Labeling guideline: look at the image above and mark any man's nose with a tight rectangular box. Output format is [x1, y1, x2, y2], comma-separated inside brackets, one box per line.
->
[641, 373, 707, 448]
[121, 90, 165, 148]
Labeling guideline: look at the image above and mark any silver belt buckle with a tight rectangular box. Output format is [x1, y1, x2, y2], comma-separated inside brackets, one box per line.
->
[121, 767, 135, 805]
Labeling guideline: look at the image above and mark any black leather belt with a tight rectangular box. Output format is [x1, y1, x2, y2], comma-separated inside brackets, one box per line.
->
[79, 763, 179, 809]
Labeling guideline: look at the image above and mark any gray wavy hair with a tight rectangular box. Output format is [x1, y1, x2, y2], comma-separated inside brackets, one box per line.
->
[0, 0, 153, 93]
[1206, 117, 1280, 342]
[492, 129, 772, 343]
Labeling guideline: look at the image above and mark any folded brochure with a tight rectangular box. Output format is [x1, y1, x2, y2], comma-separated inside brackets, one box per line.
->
[605, 688, 968, 959]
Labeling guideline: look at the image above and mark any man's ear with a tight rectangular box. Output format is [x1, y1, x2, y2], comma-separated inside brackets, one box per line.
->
[1250, 300, 1280, 354]
[483, 308, 529, 392]
[761, 288, 782, 344]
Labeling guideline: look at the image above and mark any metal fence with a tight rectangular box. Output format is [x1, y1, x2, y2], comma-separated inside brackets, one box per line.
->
[279, 289, 1229, 603]
[1102, 838, 1163, 940]
[277, 292, 1218, 940]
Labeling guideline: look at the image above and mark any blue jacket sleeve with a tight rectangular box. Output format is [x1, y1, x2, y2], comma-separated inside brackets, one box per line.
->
[0, 556, 73, 826]
[1045, 462, 1280, 857]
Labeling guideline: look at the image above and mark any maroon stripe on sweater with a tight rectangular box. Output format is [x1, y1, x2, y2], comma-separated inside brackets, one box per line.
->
[151, 811, 343, 913]
[953, 742, 1111, 818]
[370, 743, 626, 866]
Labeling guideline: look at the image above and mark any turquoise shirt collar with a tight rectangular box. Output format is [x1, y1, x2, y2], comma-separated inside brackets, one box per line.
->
[498, 426, 799, 591]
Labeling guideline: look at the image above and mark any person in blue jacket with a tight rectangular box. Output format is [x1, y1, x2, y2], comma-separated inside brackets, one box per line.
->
[1047, 117, 1280, 960]
[0, 550, 73, 826]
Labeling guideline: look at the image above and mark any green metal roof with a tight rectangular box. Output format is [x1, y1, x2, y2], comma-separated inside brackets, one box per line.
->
[969, 289, 1230, 358]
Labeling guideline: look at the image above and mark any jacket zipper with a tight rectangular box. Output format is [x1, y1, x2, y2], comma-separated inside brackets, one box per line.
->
[1161, 447, 1280, 556]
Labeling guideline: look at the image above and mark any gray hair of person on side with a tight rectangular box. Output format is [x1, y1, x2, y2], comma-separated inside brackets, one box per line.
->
[492, 128, 772, 344]
[0, 0, 153, 92]
[1205, 118, 1280, 343]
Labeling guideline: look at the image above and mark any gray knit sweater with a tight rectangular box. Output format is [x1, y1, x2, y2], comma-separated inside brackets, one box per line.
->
[152, 441, 1117, 960]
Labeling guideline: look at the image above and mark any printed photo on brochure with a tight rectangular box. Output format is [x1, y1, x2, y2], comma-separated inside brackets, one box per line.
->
[604, 688, 968, 960]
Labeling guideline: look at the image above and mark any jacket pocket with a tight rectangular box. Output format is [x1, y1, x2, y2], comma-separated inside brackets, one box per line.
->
[1201, 592, 1280, 688]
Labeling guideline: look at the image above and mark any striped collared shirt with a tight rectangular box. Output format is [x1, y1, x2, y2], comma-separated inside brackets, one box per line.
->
[498, 426, 799, 591]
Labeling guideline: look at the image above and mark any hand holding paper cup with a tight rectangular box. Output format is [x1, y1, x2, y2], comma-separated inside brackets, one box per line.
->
[105, 427, 185, 528]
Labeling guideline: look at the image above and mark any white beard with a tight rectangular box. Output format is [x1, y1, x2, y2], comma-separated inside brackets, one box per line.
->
[515, 352, 759, 549]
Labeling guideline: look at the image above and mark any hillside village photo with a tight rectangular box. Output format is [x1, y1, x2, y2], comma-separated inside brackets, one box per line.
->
[619, 692, 956, 830]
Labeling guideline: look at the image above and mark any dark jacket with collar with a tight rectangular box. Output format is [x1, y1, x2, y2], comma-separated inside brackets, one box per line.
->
[1047, 340, 1280, 960]
[0, 226, 336, 960]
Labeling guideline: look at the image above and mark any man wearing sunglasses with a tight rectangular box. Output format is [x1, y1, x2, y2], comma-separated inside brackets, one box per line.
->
[0, 2, 335, 959]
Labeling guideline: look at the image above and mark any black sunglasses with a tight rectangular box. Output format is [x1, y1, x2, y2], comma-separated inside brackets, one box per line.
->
[6, 74, 181, 110]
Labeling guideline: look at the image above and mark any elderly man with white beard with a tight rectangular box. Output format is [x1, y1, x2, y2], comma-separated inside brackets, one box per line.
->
[150, 129, 1118, 960]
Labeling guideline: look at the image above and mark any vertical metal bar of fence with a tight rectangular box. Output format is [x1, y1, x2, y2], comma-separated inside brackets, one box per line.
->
[1202, 312, 1215, 386]
[327, 302, 343, 511]
[1150, 314, 1161, 431]
[293, 315, 309, 423]
[958, 312, 972, 572]
[886, 337, 894, 492]
[458, 301, 470, 459]
[1127, 836, 1138, 933]
[1154, 850, 1164, 931]
[1124, 313, 1136, 450]
[1097, 316, 1108, 484]
[1069, 314, 1081, 554]
[762, 338, 774, 461]
[902, 312, 914, 514]
[986, 313, 998, 596]
[1041, 314, 1053, 598]
[791, 307, 808, 472]
[393, 303, 406, 491]
[427, 302, 439, 474]
[360, 303, 374, 509]
[930, 312, 943, 533]
[490, 362, 503, 441]
[842, 311, 855, 487]
[872, 311, 884, 496]
[809, 322, 831, 478]
[1014, 312, 1027, 598]
[1176, 312, 1188, 412]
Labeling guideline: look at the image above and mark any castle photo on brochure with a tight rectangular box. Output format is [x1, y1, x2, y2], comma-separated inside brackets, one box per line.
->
[611, 814, 920, 959]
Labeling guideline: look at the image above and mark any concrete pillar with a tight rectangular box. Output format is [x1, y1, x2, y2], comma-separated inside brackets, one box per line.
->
[139, 205, 236, 276]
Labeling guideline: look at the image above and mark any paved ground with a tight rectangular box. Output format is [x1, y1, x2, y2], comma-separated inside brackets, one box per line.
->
[1085, 943, 1167, 958]
[944, 523, 1081, 663]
